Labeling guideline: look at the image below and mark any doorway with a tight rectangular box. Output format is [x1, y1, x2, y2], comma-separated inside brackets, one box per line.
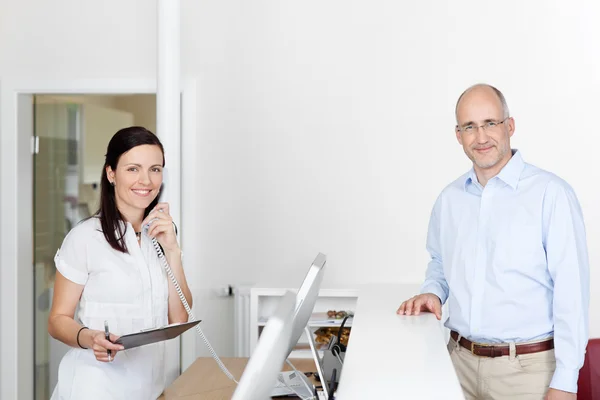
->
[32, 94, 156, 399]
[0, 78, 198, 400]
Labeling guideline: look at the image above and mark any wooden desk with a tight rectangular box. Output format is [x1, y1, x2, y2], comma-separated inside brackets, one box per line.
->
[159, 358, 319, 399]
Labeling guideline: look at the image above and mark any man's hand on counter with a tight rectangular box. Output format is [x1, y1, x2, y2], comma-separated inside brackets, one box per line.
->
[396, 293, 442, 320]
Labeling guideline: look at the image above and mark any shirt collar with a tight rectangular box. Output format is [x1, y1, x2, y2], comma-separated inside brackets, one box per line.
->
[464, 169, 479, 190]
[464, 149, 524, 191]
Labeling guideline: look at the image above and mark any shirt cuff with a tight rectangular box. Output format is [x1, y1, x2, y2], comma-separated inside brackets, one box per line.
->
[549, 366, 579, 393]
[419, 283, 447, 305]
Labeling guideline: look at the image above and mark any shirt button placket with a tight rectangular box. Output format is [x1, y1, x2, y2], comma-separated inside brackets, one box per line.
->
[470, 184, 491, 337]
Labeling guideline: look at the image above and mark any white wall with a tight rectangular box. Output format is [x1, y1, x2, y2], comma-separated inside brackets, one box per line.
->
[181, 0, 600, 357]
[1, 0, 600, 374]
[0, 0, 157, 79]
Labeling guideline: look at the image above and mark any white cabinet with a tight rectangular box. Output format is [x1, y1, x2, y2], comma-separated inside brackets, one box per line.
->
[234, 286, 358, 358]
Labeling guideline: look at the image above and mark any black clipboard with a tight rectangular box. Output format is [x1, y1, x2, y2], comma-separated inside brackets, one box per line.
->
[115, 319, 201, 349]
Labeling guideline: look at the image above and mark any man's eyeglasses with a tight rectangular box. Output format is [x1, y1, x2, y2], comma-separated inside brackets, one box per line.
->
[457, 118, 508, 134]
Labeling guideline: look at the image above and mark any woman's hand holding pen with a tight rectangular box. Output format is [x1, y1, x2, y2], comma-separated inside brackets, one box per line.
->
[82, 329, 124, 362]
[142, 202, 179, 254]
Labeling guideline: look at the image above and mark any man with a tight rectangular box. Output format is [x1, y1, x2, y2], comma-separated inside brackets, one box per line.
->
[397, 84, 589, 400]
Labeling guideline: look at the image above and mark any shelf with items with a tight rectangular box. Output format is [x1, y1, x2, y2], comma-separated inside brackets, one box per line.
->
[234, 286, 358, 358]
[297, 328, 350, 359]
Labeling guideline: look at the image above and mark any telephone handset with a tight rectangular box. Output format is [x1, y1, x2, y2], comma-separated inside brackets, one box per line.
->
[144, 215, 239, 383]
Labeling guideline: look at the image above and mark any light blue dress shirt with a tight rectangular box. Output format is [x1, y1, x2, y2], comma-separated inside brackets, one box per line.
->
[420, 149, 589, 393]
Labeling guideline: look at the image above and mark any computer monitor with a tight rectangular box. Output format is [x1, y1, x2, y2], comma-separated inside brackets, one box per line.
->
[234, 253, 328, 400]
[232, 291, 296, 400]
[286, 252, 327, 357]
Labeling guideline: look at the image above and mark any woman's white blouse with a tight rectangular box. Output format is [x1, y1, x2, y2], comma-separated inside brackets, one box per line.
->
[50, 217, 169, 400]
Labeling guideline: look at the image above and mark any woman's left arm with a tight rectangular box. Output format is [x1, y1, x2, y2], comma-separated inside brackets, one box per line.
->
[144, 203, 193, 324]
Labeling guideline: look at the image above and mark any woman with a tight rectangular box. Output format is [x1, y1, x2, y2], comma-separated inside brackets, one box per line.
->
[48, 126, 193, 399]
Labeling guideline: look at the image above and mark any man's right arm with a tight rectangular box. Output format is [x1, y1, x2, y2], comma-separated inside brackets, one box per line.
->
[419, 197, 449, 305]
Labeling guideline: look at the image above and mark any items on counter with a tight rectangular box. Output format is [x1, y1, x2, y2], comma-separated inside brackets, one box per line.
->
[313, 326, 351, 347]
[326, 310, 351, 319]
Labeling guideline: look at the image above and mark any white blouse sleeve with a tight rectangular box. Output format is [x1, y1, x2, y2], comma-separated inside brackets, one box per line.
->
[54, 227, 89, 285]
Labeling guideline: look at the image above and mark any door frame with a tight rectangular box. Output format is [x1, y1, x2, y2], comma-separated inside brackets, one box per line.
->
[0, 78, 199, 400]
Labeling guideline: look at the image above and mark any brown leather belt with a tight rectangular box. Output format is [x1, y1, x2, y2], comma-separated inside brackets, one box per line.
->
[450, 331, 554, 358]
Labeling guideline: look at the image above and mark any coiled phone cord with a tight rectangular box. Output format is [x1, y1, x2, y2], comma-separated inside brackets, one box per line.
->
[150, 236, 239, 383]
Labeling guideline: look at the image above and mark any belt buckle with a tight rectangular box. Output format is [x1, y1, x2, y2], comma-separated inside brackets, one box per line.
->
[471, 341, 493, 356]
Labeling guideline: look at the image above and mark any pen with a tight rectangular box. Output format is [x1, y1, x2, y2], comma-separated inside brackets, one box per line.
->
[104, 321, 112, 361]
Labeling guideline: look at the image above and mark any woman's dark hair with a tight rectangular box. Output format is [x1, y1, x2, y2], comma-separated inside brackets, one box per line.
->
[96, 126, 165, 253]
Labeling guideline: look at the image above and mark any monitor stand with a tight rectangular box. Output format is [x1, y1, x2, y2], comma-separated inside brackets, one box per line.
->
[270, 362, 315, 398]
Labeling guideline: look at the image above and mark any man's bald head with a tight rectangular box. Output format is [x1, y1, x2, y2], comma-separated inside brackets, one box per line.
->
[455, 84, 510, 125]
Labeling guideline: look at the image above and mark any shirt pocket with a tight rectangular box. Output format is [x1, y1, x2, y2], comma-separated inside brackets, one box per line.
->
[81, 301, 147, 335]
